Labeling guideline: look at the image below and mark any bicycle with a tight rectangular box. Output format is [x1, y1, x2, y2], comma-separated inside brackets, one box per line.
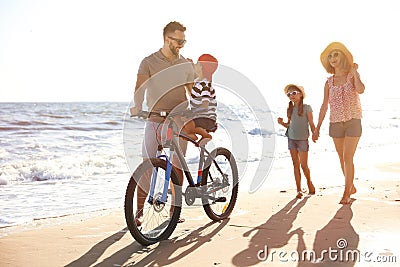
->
[124, 110, 239, 246]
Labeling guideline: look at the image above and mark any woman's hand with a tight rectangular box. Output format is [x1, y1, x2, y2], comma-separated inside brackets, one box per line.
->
[312, 128, 320, 142]
[351, 63, 360, 79]
[351, 62, 365, 93]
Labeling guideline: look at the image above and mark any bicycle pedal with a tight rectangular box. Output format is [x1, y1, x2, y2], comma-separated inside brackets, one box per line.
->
[214, 197, 226, 202]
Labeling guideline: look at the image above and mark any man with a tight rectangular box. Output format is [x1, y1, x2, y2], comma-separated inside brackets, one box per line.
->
[130, 21, 194, 224]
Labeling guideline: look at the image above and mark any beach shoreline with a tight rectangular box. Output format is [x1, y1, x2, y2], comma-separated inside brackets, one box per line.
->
[1, 160, 399, 267]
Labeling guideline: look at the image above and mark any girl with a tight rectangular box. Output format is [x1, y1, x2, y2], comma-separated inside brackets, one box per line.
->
[278, 84, 316, 199]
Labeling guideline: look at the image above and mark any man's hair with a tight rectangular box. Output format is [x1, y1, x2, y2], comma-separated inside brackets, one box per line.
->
[163, 21, 186, 38]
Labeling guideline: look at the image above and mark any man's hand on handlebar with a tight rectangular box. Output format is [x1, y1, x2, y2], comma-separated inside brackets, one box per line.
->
[130, 106, 141, 117]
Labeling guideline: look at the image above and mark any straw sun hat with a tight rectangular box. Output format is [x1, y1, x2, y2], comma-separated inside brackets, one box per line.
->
[320, 42, 354, 74]
[284, 84, 306, 99]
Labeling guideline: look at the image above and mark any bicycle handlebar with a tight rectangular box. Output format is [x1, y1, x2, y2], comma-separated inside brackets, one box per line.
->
[130, 110, 190, 120]
[130, 110, 150, 119]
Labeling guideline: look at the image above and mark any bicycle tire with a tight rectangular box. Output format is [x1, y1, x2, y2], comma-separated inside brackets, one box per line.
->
[124, 158, 182, 246]
[201, 147, 238, 221]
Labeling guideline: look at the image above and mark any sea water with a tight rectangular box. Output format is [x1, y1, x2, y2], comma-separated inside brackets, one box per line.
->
[0, 101, 398, 228]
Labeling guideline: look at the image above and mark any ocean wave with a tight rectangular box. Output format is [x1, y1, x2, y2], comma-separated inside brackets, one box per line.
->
[41, 114, 74, 119]
[247, 128, 274, 137]
[61, 126, 121, 131]
[0, 124, 122, 132]
[9, 120, 50, 126]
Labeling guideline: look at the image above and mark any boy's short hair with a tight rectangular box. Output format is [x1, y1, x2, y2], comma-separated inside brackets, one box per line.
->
[163, 21, 186, 38]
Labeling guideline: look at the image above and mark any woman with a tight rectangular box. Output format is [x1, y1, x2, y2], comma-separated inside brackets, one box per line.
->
[313, 42, 365, 204]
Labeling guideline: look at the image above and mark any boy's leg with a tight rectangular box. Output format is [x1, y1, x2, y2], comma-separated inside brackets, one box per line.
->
[181, 120, 198, 140]
[195, 127, 212, 140]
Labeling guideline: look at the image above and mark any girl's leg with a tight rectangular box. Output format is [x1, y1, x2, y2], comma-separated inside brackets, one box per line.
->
[289, 149, 302, 197]
[298, 151, 315, 194]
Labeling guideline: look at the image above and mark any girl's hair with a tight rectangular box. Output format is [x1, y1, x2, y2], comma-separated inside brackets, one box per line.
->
[287, 95, 304, 120]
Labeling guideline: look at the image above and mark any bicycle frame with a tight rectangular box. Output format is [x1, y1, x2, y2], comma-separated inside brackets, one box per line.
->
[125, 111, 239, 246]
[146, 118, 221, 205]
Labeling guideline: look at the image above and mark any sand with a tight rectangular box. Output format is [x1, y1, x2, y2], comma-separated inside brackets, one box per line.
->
[1, 160, 399, 267]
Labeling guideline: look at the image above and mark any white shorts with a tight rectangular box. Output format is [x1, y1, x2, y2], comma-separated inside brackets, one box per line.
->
[141, 120, 188, 158]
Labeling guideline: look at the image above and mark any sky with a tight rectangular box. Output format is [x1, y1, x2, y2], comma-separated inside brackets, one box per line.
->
[1, 0, 399, 111]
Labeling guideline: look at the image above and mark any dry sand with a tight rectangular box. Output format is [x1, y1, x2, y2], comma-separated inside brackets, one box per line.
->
[1, 161, 399, 267]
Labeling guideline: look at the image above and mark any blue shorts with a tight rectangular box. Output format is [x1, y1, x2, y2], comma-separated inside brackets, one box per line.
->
[288, 139, 309, 152]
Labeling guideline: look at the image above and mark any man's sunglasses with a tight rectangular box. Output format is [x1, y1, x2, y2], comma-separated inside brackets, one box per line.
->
[168, 36, 186, 45]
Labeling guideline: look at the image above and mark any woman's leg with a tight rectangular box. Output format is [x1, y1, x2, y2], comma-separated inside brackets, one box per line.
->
[332, 137, 345, 175]
[342, 136, 360, 199]
[333, 137, 359, 203]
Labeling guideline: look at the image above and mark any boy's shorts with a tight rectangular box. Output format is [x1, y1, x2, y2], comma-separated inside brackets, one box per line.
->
[288, 139, 309, 152]
[329, 119, 362, 138]
[192, 118, 217, 132]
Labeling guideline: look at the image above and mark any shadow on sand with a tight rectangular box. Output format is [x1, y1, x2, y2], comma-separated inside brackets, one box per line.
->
[65, 227, 131, 267]
[66, 219, 229, 266]
[298, 202, 359, 266]
[232, 197, 309, 266]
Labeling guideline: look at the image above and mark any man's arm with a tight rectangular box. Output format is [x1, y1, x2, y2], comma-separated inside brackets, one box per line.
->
[130, 74, 149, 116]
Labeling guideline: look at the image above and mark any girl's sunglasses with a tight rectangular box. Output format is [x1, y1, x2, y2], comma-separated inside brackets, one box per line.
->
[287, 91, 300, 97]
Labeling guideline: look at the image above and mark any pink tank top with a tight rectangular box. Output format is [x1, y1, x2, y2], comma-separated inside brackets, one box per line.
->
[328, 73, 362, 123]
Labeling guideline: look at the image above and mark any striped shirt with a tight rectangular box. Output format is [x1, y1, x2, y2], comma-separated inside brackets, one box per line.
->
[190, 78, 217, 121]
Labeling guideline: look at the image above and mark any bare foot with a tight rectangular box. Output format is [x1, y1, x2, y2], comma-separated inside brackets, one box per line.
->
[186, 133, 198, 140]
[351, 185, 357, 195]
[307, 181, 316, 195]
[296, 191, 303, 199]
[339, 196, 352, 204]
[135, 210, 143, 226]
[198, 137, 212, 146]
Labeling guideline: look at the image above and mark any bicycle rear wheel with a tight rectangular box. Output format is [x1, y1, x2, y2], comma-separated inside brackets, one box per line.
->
[201, 147, 238, 221]
[124, 158, 182, 246]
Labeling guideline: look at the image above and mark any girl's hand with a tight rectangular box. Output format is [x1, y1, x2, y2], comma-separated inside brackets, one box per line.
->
[277, 117, 284, 125]
[312, 128, 319, 142]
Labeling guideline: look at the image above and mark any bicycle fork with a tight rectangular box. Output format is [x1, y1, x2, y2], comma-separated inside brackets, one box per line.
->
[147, 145, 173, 205]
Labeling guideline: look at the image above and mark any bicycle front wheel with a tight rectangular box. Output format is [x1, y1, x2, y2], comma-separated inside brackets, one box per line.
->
[124, 158, 182, 246]
[201, 147, 238, 221]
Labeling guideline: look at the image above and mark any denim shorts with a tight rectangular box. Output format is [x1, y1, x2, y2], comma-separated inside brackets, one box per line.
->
[288, 139, 309, 152]
[329, 119, 362, 138]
